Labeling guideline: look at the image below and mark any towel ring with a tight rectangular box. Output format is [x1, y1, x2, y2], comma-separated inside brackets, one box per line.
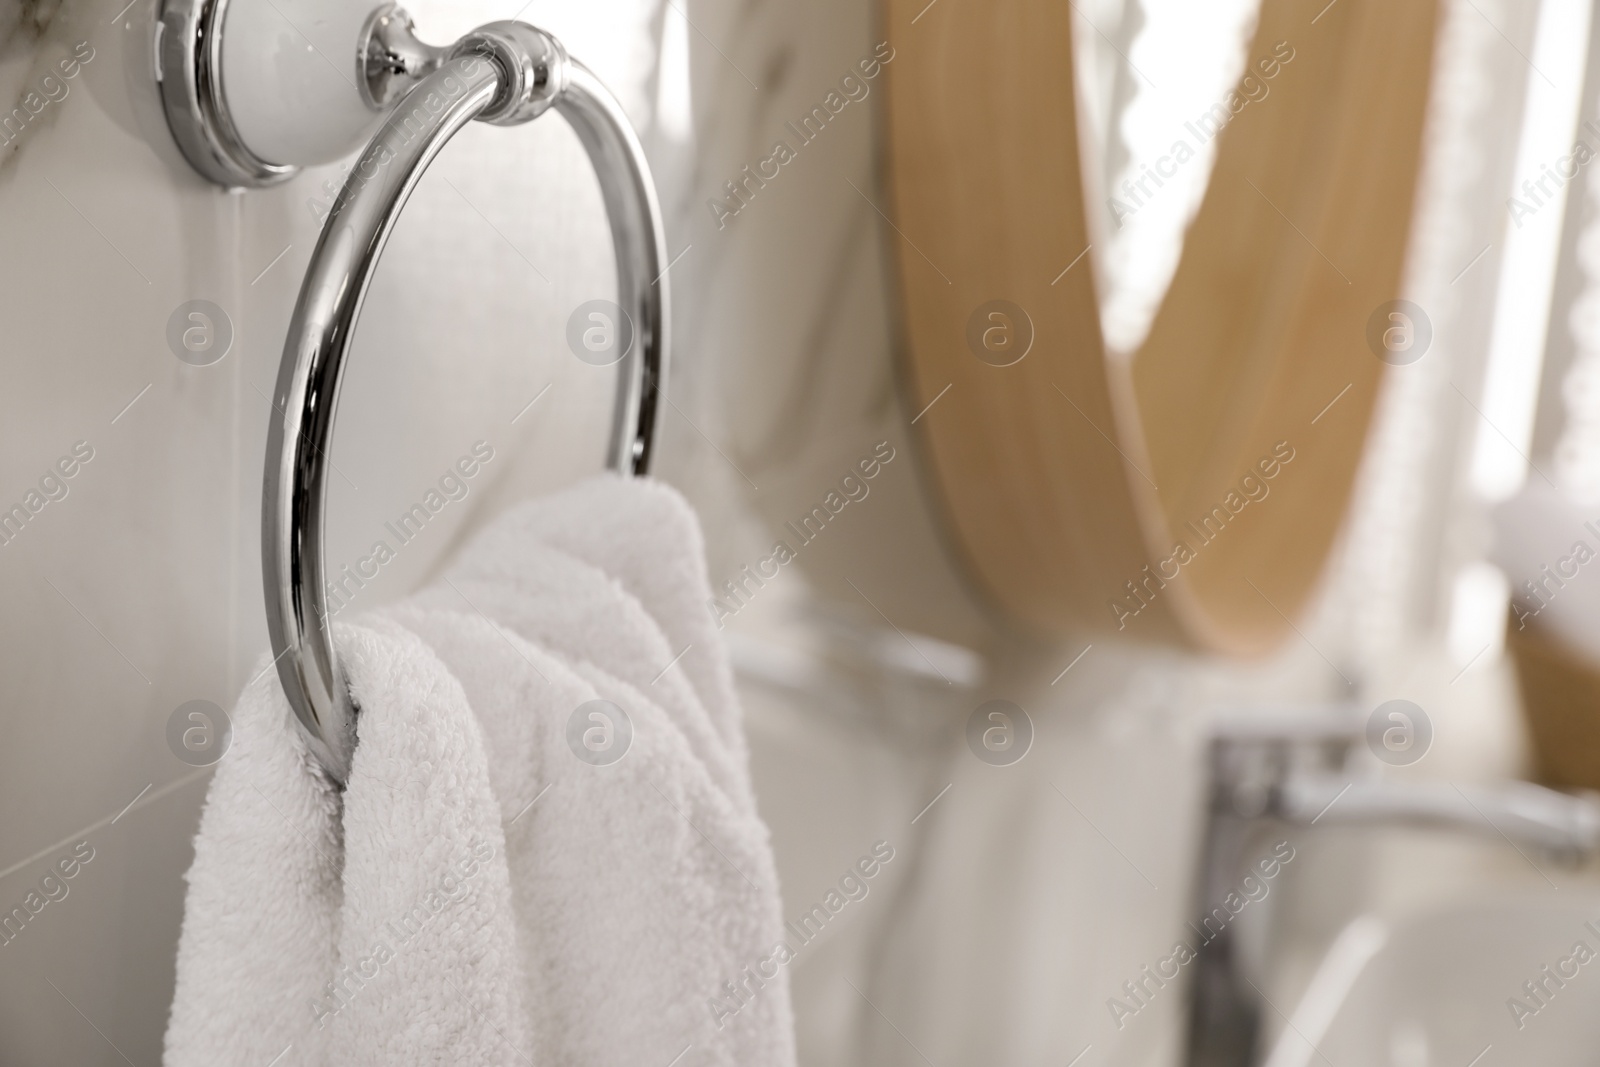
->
[260, 22, 669, 785]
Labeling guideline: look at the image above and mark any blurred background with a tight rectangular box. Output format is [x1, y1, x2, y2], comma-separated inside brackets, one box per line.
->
[4, 0, 1600, 1063]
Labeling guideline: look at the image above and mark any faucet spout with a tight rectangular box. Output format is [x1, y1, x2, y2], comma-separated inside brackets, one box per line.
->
[1274, 772, 1600, 860]
[1185, 719, 1600, 1067]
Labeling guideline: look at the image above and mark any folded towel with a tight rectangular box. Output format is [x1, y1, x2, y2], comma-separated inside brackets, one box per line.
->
[1492, 481, 1600, 663]
[164, 475, 797, 1067]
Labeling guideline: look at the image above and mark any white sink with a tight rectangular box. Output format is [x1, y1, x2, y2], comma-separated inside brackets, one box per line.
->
[1264, 896, 1600, 1067]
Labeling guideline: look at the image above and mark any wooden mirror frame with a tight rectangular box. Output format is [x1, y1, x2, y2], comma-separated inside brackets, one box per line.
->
[881, 0, 1440, 654]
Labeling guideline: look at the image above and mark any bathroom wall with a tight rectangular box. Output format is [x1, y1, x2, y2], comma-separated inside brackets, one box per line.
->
[0, 1, 1551, 1067]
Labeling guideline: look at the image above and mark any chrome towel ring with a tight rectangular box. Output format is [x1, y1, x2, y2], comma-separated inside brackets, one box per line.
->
[261, 21, 669, 785]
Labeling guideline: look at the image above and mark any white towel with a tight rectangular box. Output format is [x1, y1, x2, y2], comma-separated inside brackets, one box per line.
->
[1492, 481, 1600, 664]
[164, 475, 797, 1067]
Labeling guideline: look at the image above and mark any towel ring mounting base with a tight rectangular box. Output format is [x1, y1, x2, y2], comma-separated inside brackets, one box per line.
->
[157, 0, 506, 186]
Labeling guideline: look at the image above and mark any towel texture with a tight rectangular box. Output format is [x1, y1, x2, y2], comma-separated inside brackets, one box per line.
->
[165, 476, 796, 1067]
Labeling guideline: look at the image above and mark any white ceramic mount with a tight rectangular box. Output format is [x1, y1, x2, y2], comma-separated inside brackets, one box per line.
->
[156, 0, 448, 186]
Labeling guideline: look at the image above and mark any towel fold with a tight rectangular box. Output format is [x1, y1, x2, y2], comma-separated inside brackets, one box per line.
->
[164, 475, 797, 1067]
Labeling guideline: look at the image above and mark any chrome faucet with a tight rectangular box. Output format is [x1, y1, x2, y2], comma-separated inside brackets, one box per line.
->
[1185, 715, 1600, 1067]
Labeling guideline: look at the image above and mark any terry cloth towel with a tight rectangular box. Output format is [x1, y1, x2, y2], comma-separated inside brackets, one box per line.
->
[164, 475, 797, 1067]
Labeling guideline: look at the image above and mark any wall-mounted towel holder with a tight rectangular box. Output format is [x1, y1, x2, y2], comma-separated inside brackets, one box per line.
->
[156, 0, 669, 783]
